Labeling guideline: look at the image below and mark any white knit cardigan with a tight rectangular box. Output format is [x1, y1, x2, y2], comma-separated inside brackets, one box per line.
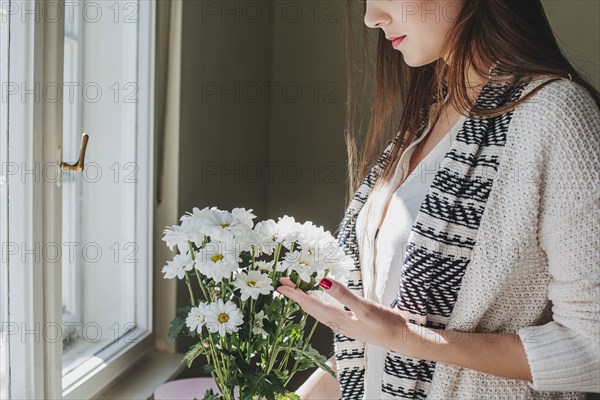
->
[332, 75, 600, 399]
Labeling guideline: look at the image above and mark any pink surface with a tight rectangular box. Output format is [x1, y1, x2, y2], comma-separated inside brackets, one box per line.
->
[154, 377, 239, 400]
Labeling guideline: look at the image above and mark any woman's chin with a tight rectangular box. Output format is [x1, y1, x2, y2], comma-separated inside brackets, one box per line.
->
[401, 56, 430, 69]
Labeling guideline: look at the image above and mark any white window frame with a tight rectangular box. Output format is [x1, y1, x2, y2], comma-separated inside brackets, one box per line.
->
[3, 1, 160, 398]
[62, 1, 156, 396]
[61, 8, 83, 347]
[0, 4, 11, 397]
[5, 1, 48, 397]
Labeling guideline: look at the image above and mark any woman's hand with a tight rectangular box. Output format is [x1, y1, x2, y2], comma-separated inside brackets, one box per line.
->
[276, 276, 413, 356]
[277, 276, 536, 384]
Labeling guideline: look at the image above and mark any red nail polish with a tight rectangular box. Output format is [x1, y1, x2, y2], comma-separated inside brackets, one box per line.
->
[319, 278, 332, 290]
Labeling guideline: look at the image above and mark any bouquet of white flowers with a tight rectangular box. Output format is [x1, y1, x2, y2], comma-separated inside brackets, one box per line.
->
[162, 206, 352, 400]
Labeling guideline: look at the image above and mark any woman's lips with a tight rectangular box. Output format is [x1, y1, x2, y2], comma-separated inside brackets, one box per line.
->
[389, 35, 407, 48]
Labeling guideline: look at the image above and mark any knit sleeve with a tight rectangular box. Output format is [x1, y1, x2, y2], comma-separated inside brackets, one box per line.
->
[515, 78, 600, 393]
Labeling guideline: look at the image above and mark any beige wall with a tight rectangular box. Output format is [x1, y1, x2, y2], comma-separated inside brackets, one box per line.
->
[266, 6, 348, 232]
[178, 1, 272, 218]
[542, 0, 600, 90]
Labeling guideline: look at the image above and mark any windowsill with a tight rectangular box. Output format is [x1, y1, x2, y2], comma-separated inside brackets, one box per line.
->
[92, 350, 186, 400]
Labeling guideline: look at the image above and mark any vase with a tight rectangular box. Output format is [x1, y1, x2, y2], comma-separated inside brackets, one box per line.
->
[153, 377, 240, 400]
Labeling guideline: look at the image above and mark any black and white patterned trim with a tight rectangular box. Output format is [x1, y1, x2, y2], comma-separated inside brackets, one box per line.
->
[333, 63, 529, 399]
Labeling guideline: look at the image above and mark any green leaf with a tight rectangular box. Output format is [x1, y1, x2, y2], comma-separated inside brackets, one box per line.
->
[237, 370, 286, 400]
[168, 306, 192, 342]
[292, 345, 335, 378]
[168, 316, 186, 342]
[200, 363, 214, 374]
[239, 250, 252, 263]
[202, 388, 222, 400]
[185, 342, 206, 368]
[272, 369, 290, 382]
[215, 345, 236, 359]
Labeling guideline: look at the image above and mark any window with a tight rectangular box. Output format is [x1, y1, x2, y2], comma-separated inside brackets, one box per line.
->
[60, 1, 155, 396]
[1, 5, 9, 399]
[1, 1, 157, 398]
[60, 0, 152, 380]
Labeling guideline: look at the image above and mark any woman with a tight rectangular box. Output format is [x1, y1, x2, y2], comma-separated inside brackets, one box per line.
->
[276, 0, 600, 399]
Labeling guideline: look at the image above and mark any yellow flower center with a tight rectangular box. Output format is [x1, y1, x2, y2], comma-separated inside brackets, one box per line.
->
[218, 313, 229, 323]
[247, 280, 257, 287]
[211, 253, 224, 263]
[220, 223, 230, 228]
[299, 261, 309, 267]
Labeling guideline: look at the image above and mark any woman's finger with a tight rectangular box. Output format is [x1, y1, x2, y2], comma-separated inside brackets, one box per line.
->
[318, 277, 368, 316]
[276, 283, 331, 315]
[277, 284, 359, 337]
[276, 285, 306, 305]
[278, 276, 296, 289]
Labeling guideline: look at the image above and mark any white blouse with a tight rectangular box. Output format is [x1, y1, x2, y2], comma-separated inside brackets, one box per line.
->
[354, 107, 467, 399]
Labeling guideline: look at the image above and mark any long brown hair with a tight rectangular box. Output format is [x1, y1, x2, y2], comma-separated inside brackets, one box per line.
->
[343, 0, 600, 205]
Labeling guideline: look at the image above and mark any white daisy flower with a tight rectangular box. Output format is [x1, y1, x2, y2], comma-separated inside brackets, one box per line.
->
[231, 207, 256, 227]
[275, 216, 303, 249]
[194, 240, 241, 283]
[252, 219, 280, 255]
[180, 206, 211, 221]
[186, 302, 210, 334]
[254, 219, 278, 241]
[179, 206, 216, 229]
[252, 310, 268, 338]
[196, 207, 256, 243]
[281, 247, 324, 282]
[162, 223, 205, 254]
[232, 270, 274, 301]
[301, 238, 352, 286]
[255, 259, 287, 273]
[296, 221, 334, 251]
[161, 252, 194, 279]
[325, 247, 353, 284]
[204, 299, 244, 337]
[254, 260, 272, 272]
[181, 207, 213, 236]
[235, 227, 268, 256]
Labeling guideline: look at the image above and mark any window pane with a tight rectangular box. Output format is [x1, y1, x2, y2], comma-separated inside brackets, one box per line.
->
[61, 0, 149, 377]
[1, 4, 9, 398]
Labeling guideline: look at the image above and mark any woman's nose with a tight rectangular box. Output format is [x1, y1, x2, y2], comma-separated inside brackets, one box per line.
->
[364, 3, 391, 29]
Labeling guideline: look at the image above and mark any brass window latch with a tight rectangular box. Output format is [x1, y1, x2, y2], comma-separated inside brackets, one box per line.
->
[61, 133, 89, 172]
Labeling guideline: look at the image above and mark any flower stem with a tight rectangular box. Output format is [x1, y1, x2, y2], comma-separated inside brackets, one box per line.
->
[247, 297, 254, 364]
[266, 273, 302, 374]
[186, 241, 232, 399]
[189, 243, 230, 398]
[184, 272, 196, 307]
[188, 241, 211, 302]
[209, 333, 232, 400]
[278, 312, 307, 371]
[270, 243, 283, 288]
[285, 317, 319, 386]
[204, 336, 227, 397]
[265, 297, 296, 375]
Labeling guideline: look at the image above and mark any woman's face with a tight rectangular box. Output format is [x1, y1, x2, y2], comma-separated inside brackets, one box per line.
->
[364, 0, 463, 67]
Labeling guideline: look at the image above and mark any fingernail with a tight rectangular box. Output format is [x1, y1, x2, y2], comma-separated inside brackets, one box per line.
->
[319, 278, 332, 290]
